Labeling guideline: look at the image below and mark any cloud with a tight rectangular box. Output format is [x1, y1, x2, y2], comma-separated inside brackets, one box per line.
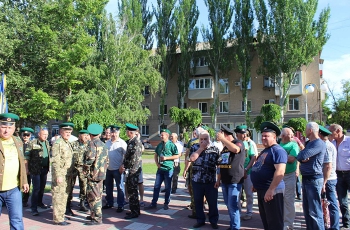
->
[323, 54, 350, 93]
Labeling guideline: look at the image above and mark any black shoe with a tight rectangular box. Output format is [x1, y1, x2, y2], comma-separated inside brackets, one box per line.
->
[23, 202, 28, 207]
[54, 221, 70, 226]
[211, 223, 219, 229]
[85, 221, 102, 225]
[124, 213, 139, 219]
[38, 203, 48, 209]
[193, 222, 205, 228]
[161, 189, 166, 193]
[102, 204, 113, 209]
[144, 204, 157, 210]
[32, 210, 39, 216]
[116, 207, 124, 213]
[86, 216, 92, 220]
[126, 211, 141, 216]
[296, 196, 301, 200]
[188, 214, 197, 219]
[65, 208, 75, 216]
[171, 190, 176, 194]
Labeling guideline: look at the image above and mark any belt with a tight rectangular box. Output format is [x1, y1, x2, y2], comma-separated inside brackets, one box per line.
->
[336, 170, 350, 174]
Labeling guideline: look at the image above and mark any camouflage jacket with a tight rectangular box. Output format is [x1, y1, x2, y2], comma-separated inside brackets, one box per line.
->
[84, 136, 108, 181]
[25, 139, 50, 175]
[71, 140, 89, 168]
[123, 136, 142, 174]
[51, 138, 74, 178]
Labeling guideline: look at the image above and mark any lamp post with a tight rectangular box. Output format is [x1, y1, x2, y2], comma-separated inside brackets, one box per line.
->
[304, 81, 328, 122]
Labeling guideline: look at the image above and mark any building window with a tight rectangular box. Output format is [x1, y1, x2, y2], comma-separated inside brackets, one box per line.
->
[143, 86, 150, 95]
[159, 104, 168, 115]
[141, 125, 149, 136]
[219, 79, 229, 94]
[189, 78, 212, 89]
[289, 98, 299, 111]
[240, 77, 251, 90]
[292, 73, 300, 85]
[241, 100, 252, 112]
[264, 99, 275, 104]
[196, 57, 208, 67]
[263, 77, 275, 87]
[219, 101, 229, 113]
[215, 123, 233, 130]
[142, 105, 150, 110]
[198, 102, 208, 114]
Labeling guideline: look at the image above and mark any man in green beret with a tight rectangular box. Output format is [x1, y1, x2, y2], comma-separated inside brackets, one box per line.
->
[68, 129, 90, 213]
[0, 113, 29, 229]
[119, 123, 143, 219]
[20, 127, 34, 207]
[145, 128, 179, 211]
[25, 128, 51, 216]
[51, 122, 75, 226]
[251, 121, 287, 230]
[84, 123, 109, 225]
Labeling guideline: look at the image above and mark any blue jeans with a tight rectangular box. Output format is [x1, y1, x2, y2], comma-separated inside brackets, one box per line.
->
[325, 179, 339, 230]
[302, 177, 324, 230]
[151, 169, 173, 206]
[0, 187, 24, 230]
[296, 175, 302, 198]
[221, 183, 241, 230]
[31, 167, 49, 211]
[336, 171, 350, 228]
[105, 169, 125, 207]
[192, 181, 219, 225]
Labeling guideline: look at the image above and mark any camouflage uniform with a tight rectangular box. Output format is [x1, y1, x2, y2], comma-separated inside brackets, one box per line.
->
[84, 136, 108, 224]
[51, 138, 74, 223]
[69, 140, 88, 202]
[22, 140, 31, 206]
[123, 136, 143, 216]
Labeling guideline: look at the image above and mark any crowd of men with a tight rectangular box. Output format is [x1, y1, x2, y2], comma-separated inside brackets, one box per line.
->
[0, 111, 350, 230]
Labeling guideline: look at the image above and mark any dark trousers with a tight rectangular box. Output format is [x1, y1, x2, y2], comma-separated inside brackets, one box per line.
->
[126, 171, 141, 215]
[296, 176, 302, 198]
[336, 171, 350, 228]
[257, 190, 284, 230]
[31, 167, 49, 211]
[171, 164, 180, 192]
[23, 174, 31, 204]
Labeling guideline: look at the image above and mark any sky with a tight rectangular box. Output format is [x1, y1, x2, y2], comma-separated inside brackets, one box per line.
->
[106, 0, 350, 96]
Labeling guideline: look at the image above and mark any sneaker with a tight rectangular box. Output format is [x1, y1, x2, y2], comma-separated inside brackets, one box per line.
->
[144, 204, 157, 210]
[242, 215, 252, 221]
[38, 203, 48, 209]
[163, 204, 169, 210]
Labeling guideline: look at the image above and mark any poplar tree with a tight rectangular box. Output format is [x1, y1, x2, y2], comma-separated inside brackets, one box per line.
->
[174, 0, 199, 109]
[201, 0, 233, 129]
[253, 0, 330, 122]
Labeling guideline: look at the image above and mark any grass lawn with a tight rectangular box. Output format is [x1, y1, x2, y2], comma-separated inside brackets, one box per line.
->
[142, 162, 185, 175]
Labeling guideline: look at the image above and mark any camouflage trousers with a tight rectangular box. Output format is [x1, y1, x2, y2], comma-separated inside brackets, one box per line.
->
[52, 176, 73, 223]
[87, 180, 103, 223]
[68, 166, 87, 201]
[126, 170, 141, 215]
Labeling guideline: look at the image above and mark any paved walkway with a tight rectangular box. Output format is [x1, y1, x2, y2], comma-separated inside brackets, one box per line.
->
[0, 173, 307, 229]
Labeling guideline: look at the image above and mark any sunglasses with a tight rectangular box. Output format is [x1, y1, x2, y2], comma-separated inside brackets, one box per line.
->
[22, 134, 30, 137]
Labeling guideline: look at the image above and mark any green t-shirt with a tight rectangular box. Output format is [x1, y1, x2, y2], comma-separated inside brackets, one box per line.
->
[155, 140, 178, 171]
[244, 141, 256, 175]
[279, 141, 299, 174]
[40, 141, 49, 167]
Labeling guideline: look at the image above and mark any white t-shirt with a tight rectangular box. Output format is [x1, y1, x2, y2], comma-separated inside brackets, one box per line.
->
[105, 138, 127, 170]
[174, 141, 184, 163]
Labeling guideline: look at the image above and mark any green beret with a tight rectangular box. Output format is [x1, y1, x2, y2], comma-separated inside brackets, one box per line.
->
[221, 124, 234, 135]
[20, 127, 34, 134]
[201, 125, 209, 131]
[59, 122, 74, 130]
[0, 113, 19, 126]
[87, 123, 103, 135]
[234, 125, 248, 134]
[260, 121, 281, 136]
[160, 129, 171, 135]
[319, 125, 332, 136]
[125, 123, 138, 131]
[79, 129, 89, 134]
[108, 125, 121, 133]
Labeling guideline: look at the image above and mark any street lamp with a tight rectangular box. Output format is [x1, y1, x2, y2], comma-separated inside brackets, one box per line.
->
[304, 81, 328, 122]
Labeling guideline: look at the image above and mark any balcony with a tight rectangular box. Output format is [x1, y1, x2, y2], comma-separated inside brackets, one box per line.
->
[275, 84, 303, 96]
[188, 88, 214, 100]
[192, 66, 211, 76]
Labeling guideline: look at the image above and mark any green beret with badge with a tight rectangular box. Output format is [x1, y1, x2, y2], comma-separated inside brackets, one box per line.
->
[319, 125, 332, 136]
[160, 128, 171, 135]
[0, 113, 19, 126]
[20, 127, 34, 134]
[108, 125, 121, 133]
[59, 122, 74, 130]
[87, 123, 103, 135]
[125, 123, 139, 131]
[79, 129, 89, 134]
[260, 121, 281, 136]
[234, 125, 248, 134]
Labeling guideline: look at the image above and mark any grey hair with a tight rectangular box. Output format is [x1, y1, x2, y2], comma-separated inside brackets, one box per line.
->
[195, 127, 204, 136]
[281, 127, 293, 136]
[307, 122, 319, 133]
[199, 131, 209, 138]
[330, 124, 343, 132]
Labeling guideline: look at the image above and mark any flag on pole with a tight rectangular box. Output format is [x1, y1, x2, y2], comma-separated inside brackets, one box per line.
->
[0, 72, 8, 113]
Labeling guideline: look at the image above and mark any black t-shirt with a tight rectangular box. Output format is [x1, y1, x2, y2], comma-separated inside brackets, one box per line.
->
[218, 139, 245, 184]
